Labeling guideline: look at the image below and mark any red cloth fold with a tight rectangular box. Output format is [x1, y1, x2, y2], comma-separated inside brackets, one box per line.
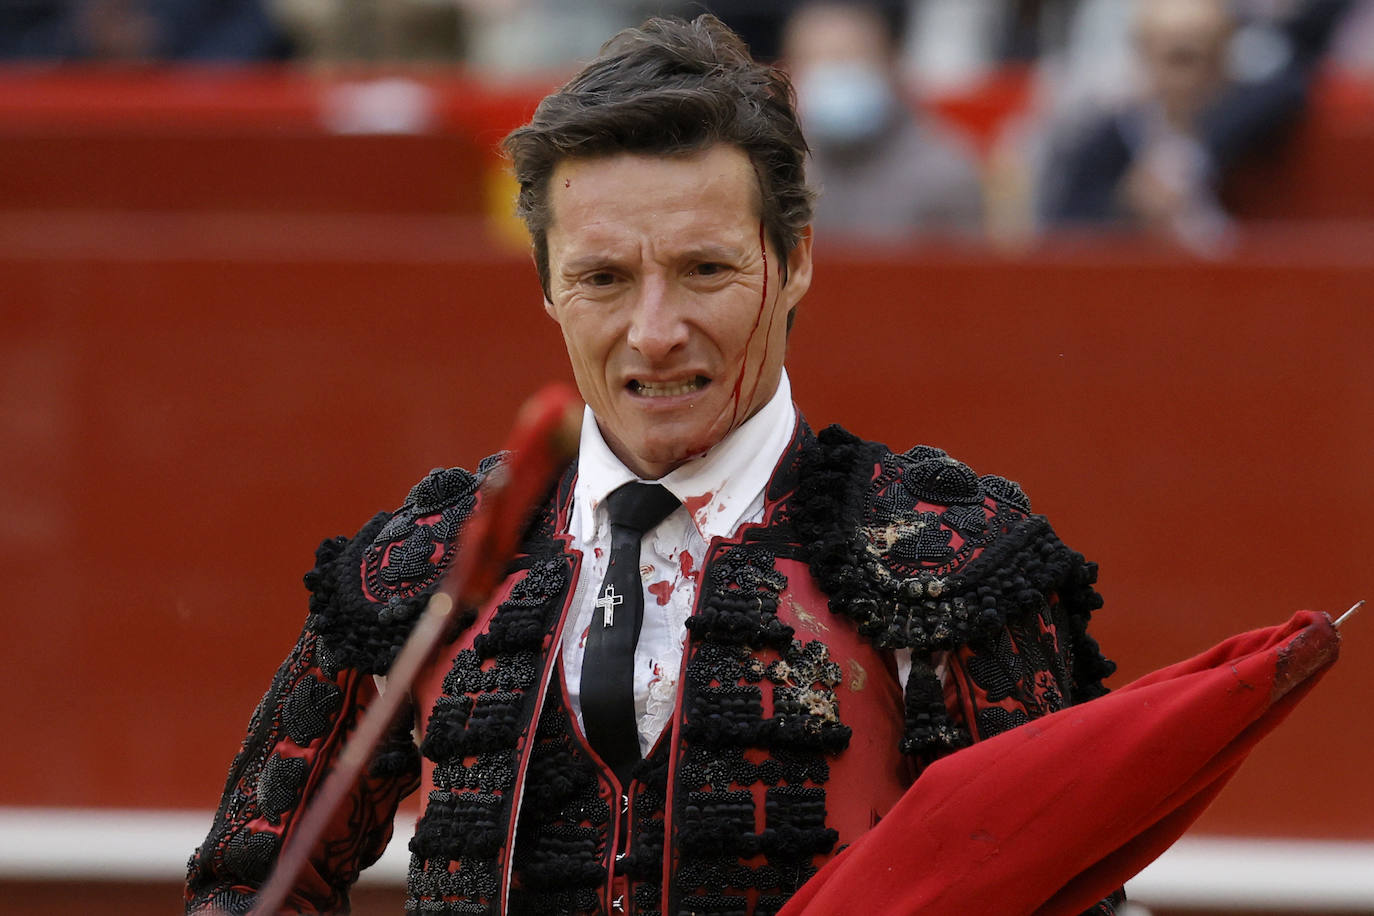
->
[778, 611, 1340, 916]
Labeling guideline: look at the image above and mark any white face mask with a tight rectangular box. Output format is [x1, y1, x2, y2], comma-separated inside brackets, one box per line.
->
[795, 61, 896, 145]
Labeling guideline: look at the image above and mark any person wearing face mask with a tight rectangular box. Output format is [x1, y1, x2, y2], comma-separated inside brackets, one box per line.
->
[781, 0, 985, 240]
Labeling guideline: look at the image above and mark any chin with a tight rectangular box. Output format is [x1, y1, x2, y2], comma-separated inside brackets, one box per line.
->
[624, 428, 706, 476]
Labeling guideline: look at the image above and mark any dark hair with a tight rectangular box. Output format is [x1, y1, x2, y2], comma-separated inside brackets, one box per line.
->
[501, 14, 814, 300]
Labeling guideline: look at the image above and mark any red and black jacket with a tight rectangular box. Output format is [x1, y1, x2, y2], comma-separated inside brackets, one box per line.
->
[187, 421, 1118, 915]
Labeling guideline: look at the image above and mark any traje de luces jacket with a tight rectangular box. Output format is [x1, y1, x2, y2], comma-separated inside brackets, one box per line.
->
[186, 420, 1118, 915]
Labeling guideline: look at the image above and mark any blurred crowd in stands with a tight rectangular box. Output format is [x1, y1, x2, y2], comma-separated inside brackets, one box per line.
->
[3, 0, 1371, 249]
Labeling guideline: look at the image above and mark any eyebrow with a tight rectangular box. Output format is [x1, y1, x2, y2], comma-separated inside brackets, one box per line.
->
[682, 244, 748, 263]
[561, 243, 749, 275]
[561, 254, 626, 275]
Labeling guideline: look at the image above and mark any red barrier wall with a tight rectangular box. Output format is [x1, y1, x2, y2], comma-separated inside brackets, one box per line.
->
[3, 225, 1370, 840]
[1, 70, 1371, 858]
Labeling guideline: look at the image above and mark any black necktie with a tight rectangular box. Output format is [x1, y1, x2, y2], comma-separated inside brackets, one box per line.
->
[580, 481, 680, 785]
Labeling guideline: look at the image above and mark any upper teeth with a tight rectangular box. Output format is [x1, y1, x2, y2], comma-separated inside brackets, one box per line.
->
[636, 378, 703, 397]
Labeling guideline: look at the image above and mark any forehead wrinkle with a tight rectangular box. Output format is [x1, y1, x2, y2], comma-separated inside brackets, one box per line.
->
[546, 146, 764, 275]
[558, 214, 754, 270]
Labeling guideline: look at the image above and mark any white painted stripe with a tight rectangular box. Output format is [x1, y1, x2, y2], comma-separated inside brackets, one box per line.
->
[1125, 836, 1374, 911]
[1, 808, 1371, 909]
[0, 807, 411, 885]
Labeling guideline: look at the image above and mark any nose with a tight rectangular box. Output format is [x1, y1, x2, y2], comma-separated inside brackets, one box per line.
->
[626, 274, 689, 362]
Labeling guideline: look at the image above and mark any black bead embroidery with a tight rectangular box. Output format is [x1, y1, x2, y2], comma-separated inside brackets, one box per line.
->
[256, 754, 308, 825]
[198, 426, 1117, 915]
[673, 545, 845, 914]
[510, 682, 608, 915]
[222, 828, 280, 884]
[187, 620, 399, 914]
[308, 466, 485, 677]
[898, 452, 983, 505]
[407, 550, 574, 915]
[792, 424, 1116, 765]
[282, 676, 343, 747]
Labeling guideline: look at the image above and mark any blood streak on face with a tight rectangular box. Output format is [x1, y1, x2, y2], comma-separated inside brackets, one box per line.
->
[726, 221, 770, 430]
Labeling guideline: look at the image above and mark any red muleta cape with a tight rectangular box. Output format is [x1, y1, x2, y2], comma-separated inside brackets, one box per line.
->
[779, 610, 1340, 916]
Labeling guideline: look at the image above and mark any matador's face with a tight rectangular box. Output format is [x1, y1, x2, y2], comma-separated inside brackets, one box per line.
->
[542, 144, 812, 479]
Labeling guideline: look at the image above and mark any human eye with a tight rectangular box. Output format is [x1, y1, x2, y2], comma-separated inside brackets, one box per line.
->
[580, 268, 621, 291]
[687, 261, 732, 281]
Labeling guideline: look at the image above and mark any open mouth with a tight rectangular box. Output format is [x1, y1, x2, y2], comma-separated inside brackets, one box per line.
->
[629, 375, 709, 398]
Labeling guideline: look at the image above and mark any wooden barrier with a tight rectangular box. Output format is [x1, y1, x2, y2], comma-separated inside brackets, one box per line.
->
[0, 68, 1370, 913]
[2, 219, 1370, 840]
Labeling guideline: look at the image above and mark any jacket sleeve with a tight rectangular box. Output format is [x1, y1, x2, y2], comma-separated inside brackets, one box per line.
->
[934, 590, 1128, 916]
[939, 589, 1089, 742]
[185, 534, 422, 914]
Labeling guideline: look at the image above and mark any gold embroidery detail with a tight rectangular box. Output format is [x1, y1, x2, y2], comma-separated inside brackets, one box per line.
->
[848, 659, 867, 692]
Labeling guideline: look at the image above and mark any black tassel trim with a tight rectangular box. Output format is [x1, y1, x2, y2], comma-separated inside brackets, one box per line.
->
[673, 545, 848, 910]
[685, 546, 795, 651]
[618, 749, 671, 881]
[472, 558, 569, 657]
[900, 658, 970, 757]
[508, 684, 610, 911]
[306, 513, 427, 675]
[307, 466, 483, 676]
[369, 697, 422, 780]
[407, 548, 575, 914]
[792, 423, 1116, 760]
[410, 790, 506, 860]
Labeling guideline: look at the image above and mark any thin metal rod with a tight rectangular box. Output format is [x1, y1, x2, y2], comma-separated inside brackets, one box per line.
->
[1334, 599, 1365, 629]
[248, 385, 581, 915]
[249, 592, 455, 915]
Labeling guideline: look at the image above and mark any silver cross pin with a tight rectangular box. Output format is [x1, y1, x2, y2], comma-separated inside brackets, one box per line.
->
[595, 584, 624, 627]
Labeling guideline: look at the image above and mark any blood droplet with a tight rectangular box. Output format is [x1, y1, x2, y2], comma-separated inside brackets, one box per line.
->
[683, 492, 712, 519]
[648, 580, 674, 606]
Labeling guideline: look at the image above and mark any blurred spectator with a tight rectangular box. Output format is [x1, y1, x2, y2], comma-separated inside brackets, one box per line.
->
[452, 0, 640, 75]
[272, 0, 462, 61]
[905, 0, 1083, 93]
[0, 0, 290, 60]
[781, 0, 984, 240]
[1330, 0, 1374, 74]
[1038, 0, 1355, 247]
[1040, 0, 1236, 244]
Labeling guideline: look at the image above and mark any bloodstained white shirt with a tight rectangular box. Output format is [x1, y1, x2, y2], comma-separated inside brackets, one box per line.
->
[561, 371, 798, 755]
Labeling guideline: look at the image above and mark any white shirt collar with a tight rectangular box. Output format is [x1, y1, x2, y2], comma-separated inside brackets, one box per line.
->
[573, 370, 797, 542]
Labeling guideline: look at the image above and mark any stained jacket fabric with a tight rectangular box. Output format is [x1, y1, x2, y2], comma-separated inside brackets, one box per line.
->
[186, 420, 1118, 915]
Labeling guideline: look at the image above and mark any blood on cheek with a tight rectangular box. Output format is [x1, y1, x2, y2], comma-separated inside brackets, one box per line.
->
[673, 220, 776, 463]
[725, 220, 772, 431]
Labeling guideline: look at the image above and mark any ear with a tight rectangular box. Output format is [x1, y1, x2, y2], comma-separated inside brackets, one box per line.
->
[781, 224, 814, 313]
[539, 245, 559, 321]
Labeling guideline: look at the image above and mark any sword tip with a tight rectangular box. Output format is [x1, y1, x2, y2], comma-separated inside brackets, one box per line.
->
[1334, 599, 1365, 629]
